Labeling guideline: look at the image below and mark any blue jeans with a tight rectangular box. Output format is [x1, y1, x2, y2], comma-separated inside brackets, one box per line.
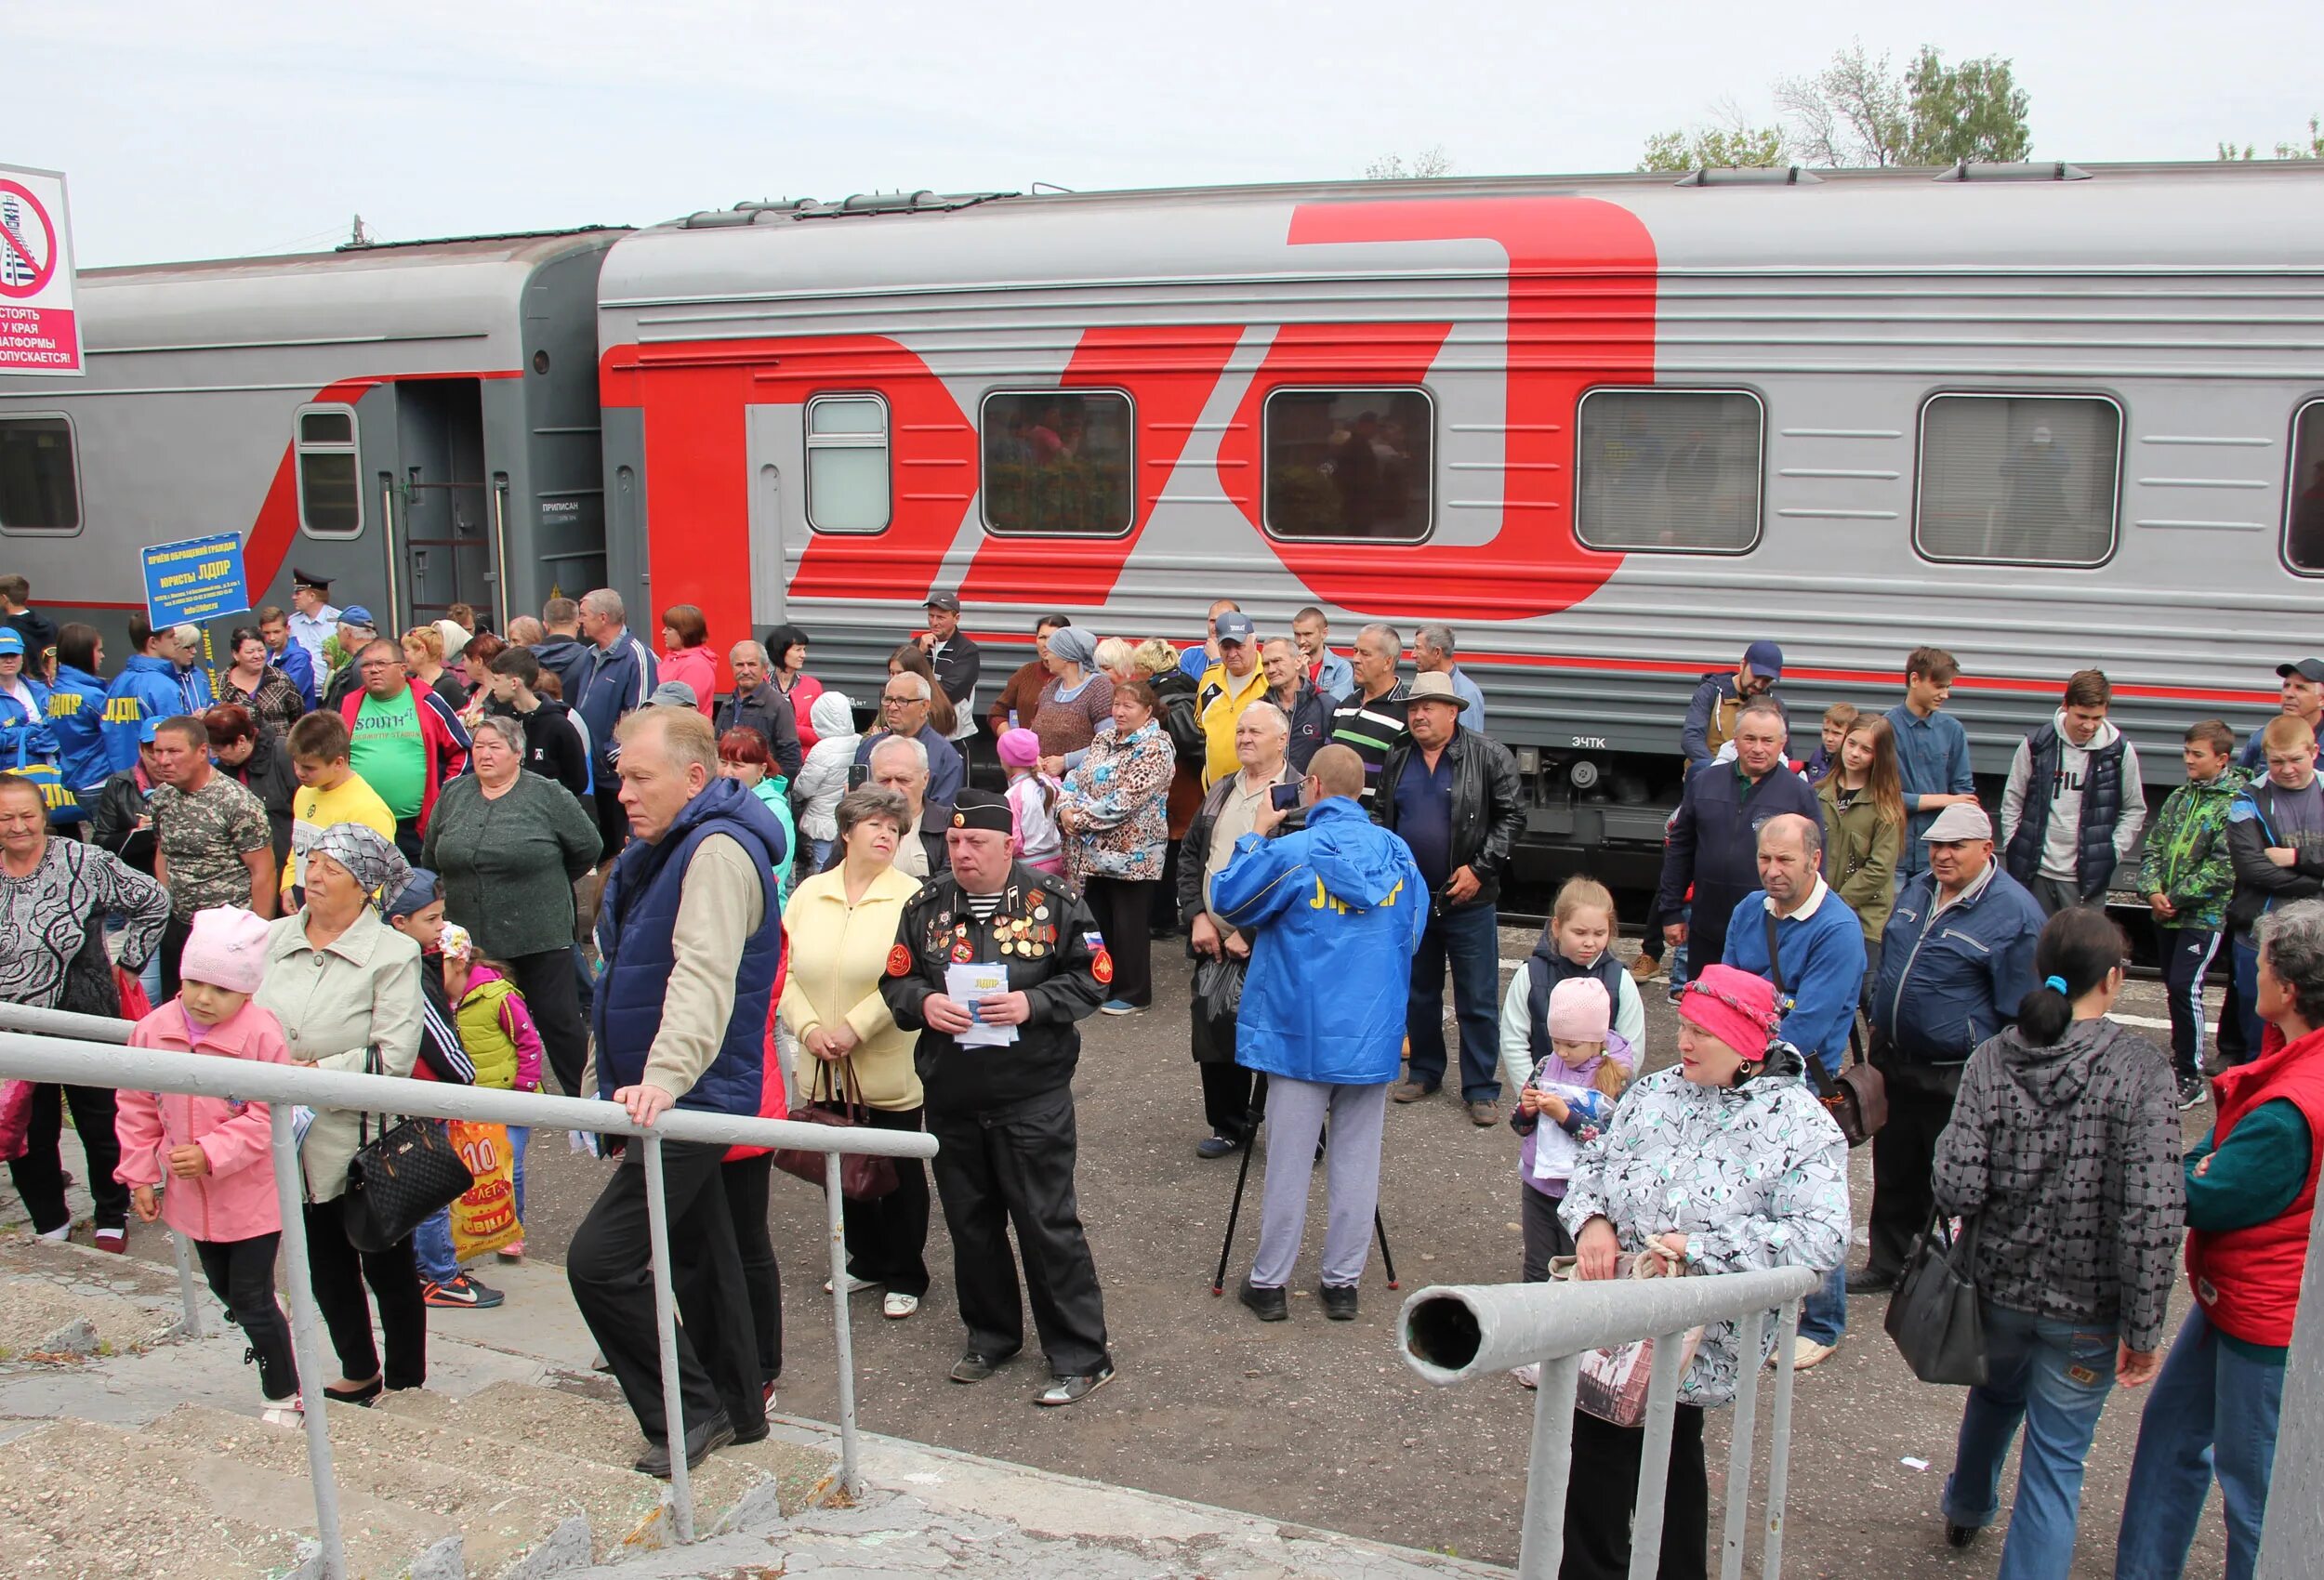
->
[1943, 1303, 2118, 1578]
[415, 1126, 529, 1284]
[1799, 1261, 1846, 1346]
[2115, 1305, 2284, 1580]
[2230, 936, 2265, 1059]
[1405, 901, 1501, 1100]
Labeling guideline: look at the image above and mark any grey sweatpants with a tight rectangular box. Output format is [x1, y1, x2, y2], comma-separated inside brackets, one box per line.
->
[1250, 1076, 1388, 1289]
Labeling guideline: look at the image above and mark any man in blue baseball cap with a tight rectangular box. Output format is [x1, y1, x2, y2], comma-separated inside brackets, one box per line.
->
[1681, 639, 1785, 772]
[319, 605, 378, 713]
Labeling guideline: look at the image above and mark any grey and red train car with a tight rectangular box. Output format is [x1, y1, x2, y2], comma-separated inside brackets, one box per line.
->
[8, 164, 2324, 868]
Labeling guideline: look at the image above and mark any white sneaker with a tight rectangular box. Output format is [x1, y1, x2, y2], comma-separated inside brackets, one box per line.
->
[1791, 1336, 1836, 1371]
[1511, 1363, 1540, 1389]
[261, 1397, 304, 1428]
[33, 1223, 70, 1244]
[883, 1292, 919, 1320]
[823, 1274, 878, 1296]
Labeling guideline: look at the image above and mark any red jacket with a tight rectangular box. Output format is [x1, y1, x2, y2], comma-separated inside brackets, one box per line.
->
[337, 679, 470, 836]
[727, 936, 792, 1162]
[2186, 1023, 2324, 1347]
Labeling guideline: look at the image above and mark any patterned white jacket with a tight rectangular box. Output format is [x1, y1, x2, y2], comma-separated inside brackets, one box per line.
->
[1560, 1051, 1851, 1407]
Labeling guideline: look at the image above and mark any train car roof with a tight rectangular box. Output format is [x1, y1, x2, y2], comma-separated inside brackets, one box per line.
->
[601, 162, 2324, 313]
[60, 228, 629, 362]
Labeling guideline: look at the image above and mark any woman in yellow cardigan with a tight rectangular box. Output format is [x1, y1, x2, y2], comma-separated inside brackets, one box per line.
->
[778, 785, 929, 1319]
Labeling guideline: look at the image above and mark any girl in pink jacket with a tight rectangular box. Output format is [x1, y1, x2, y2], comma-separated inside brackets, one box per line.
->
[114, 905, 301, 1425]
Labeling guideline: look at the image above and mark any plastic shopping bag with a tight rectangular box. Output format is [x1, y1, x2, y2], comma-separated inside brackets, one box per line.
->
[446, 1120, 522, 1261]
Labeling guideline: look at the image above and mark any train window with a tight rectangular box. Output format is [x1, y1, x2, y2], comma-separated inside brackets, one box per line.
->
[1915, 394, 2121, 566]
[2287, 400, 2324, 574]
[1262, 388, 1432, 542]
[980, 391, 1136, 536]
[1575, 388, 1763, 553]
[804, 394, 891, 533]
[0, 415, 80, 533]
[296, 402, 362, 537]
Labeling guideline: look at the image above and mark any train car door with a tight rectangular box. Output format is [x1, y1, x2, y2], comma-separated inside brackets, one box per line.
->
[390, 378, 495, 630]
[745, 404, 787, 629]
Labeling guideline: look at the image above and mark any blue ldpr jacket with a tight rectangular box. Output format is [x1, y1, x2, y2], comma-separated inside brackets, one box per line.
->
[1, 677, 58, 765]
[1723, 883, 1867, 1076]
[46, 664, 109, 791]
[1211, 797, 1427, 1085]
[100, 655, 185, 771]
[592, 776, 786, 1117]
[1870, 864, 2045, 1065]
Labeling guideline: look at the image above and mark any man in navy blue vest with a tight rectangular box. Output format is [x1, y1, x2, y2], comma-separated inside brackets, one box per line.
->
[567, 706, 785, 1478]
[882, 788, 1116, 1405]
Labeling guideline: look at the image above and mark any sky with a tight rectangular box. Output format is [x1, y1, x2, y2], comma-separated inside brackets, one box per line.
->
[15, 1, 2324, 267]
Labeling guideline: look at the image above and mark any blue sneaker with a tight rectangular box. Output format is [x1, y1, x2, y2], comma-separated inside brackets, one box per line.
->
[1100, 999, 1143, 1016]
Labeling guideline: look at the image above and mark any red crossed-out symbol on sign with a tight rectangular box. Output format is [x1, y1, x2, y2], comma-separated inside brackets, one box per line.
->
[0, 180, 60, 300]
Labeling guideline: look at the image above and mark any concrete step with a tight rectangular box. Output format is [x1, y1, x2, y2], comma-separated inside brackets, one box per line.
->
[1, 1417, 327, 1578]
[0, 1276, 176, 1362]
[146, 1400, 661, 1567]
[420, 1379, 837, 1529]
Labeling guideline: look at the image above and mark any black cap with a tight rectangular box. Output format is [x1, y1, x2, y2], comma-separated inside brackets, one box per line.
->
[924, 591, 961, 613]
[291, 567, 332, 593]
[948, 788, 1013, 835]
[2279, 659, 2324, 684]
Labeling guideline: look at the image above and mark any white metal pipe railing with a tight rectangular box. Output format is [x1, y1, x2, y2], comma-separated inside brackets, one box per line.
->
[1400, 1266, 1819, 1580]
[0, 1003, 936, 1578]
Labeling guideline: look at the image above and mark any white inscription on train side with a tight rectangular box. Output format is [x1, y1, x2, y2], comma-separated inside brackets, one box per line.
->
[1570, 736, 1607, 749]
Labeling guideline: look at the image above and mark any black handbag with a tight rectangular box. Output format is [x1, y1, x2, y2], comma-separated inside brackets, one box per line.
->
[772, 1058, 901, 1202]
[1885, 1209, 1987, 1386]
[1765, 910, 1886, 1146]
[339, 1049, 475, 1254]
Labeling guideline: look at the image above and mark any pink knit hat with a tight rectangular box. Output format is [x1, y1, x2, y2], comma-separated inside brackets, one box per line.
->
[178, 906, 272, 994]
[997, 727, 1042, 770]
[1546, 977, 1611, 1044]
[1677, 964, 1782, 1058]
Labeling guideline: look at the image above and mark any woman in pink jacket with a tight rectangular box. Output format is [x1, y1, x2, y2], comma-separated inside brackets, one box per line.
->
[114, 905, 301, 1425]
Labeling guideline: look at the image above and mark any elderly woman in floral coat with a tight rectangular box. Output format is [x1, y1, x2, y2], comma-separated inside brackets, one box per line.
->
[1557, 962, 1850, 1580]
[1057, 678, 1175, 1015]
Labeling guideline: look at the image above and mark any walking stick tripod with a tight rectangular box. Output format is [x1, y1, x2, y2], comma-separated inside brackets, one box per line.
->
[1208, 1101, 1398, 1295]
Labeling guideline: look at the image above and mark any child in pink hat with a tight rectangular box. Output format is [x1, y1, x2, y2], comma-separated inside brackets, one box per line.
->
[113, 905, 302, 1425]
[998, 726, 1064, 876]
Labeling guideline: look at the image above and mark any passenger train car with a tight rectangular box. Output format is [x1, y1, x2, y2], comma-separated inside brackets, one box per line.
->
[10, 164, 2324, 870]
[0, 229, 622, 642]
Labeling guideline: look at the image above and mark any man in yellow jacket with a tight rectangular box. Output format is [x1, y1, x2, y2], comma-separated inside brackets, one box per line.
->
[1196, 612, 1270, 789]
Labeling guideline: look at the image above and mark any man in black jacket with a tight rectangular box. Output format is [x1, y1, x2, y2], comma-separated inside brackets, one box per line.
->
[712, 639, 803, 778]
[1261, 638, 1335, 771]
[1655, 698, 1821, 993]
[1373, 672, 1524, 1124]
[920, 592, 982, 774]
[882, 789, 1115, 1405]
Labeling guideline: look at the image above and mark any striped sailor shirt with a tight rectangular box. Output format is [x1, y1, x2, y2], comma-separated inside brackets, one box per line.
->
[1327, 678, 1410, 805]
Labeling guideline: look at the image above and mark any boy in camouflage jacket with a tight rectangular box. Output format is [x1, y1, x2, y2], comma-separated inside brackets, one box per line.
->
[2138, 720, 2245, 1099]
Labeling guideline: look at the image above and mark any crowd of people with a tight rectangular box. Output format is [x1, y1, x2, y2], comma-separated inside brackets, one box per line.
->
[1, 566, 2315, 1578]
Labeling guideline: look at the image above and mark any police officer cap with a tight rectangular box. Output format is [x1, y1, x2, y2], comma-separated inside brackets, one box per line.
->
[291, 567, 332, 593]
[950, 788, 1013, 835]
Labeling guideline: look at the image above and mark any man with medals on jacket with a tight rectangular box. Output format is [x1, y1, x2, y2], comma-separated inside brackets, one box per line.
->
[881, 788, 1116, 1405]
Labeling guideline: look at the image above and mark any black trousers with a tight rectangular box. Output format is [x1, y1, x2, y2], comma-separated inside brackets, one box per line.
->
[1561, 1404, 1708, 1580]
[828, 1103, 931, 1298]
[391, 816, 424, 865]
[719, 1153, 783, 1381]
[1081, 875, 1156, 1007]
[503, 947, 590, 1100]
[2216, 949, 2250, 1064]
[2157, 925, 2223, 1081]
[1520, 1186, 1576, 1284]
[1199, 1060, 1261, 1144]
[568, 1139, 766, 1444]
[592, 783, 629, 862]
[302, 1196, 427, 1390]
[158, 912, 194, 997]
[196, 1232, 298, 1401]
[7, 1082, 128, 1233]
[1866, 1054, 1965, 1277]
[928, 1089, 1111, 1376]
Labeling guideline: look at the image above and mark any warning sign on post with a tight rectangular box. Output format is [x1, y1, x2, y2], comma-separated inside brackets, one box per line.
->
[0, 165, 81, 376]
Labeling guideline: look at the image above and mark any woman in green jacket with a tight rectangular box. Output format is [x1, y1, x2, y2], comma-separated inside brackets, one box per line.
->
[1817, 713, 1906, 999]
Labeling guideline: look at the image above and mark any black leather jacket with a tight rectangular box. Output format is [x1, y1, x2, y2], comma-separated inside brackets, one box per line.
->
[1373, 726, 1525, 908]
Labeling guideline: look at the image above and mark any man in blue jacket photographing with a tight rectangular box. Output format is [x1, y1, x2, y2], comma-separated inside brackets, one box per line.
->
[1214, 744, 1426, 1323]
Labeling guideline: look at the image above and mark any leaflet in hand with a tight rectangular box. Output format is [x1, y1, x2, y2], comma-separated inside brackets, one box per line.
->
[945, 962, 1017, 1047]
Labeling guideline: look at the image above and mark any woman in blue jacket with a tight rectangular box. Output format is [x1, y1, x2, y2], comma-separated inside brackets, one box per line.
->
[45, 624, 110, 804]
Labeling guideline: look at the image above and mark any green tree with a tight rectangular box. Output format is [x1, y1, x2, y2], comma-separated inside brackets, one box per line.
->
[1638, 100, 1789, 172]
[1778, 42, 1909, 166]
[1904, 47, 2032, 164]
[1365, 146, 1455, 179]
[2217, 115, 2322, 160]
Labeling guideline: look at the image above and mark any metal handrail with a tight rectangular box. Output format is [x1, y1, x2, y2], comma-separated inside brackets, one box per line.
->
[0, 1004, 936, 1580]
[1400, 1267, 1819, 1580]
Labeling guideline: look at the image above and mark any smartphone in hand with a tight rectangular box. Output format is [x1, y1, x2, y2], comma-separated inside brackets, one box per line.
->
[1268, 783, 1301, 811]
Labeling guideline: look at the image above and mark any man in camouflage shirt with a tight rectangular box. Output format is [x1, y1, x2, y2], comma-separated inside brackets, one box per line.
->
[147, 714, 275, 993]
